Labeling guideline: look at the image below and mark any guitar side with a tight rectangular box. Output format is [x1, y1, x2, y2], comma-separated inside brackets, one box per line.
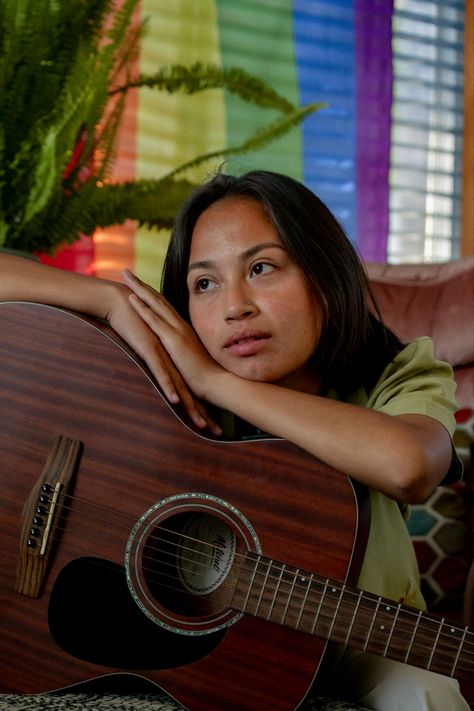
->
[0, 302, 369, 711]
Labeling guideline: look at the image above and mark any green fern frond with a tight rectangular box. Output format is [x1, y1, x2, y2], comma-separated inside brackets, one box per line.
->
[104, 0, 139, 51]
[165, 102, 327, 180]
[8, 176, 196, 253]
[111, 62, 295, 114]
[94, 93, 128, 180]
[20, 67, 105, 224]
[110, 19, 145, 86]
[79, 178, 196, 233]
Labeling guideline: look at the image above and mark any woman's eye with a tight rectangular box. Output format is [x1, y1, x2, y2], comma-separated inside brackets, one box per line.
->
[251, 261, 273, 277]
[195, 277, 217, 292]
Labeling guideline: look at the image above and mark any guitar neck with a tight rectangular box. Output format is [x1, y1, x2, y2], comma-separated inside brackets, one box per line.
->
[231, 552, 473, 682]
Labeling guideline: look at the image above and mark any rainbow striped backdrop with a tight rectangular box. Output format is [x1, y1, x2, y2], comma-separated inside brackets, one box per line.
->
[43, 0, 394, 284]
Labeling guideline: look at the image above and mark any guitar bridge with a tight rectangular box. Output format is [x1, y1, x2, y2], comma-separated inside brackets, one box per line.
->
[14, 435, 82, 598]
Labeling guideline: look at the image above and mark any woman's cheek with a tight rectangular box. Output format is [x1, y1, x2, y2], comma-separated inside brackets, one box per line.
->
[190, 312, 217, 358]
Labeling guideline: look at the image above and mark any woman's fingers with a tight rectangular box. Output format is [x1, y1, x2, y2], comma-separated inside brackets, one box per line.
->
[135, 332, 222, 435]
[122, 269, 157, 294]
[139, 335, 182, 403]
[122, 270, 180, 324]
[117, 273, 222, 436]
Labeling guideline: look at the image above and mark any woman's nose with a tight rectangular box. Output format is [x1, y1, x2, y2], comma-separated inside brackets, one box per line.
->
[224, 285, 258, 321]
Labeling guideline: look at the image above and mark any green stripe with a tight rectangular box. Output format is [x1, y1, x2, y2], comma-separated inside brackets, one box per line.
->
[216, 0, 302, 179]
[135, 0, 226, 287]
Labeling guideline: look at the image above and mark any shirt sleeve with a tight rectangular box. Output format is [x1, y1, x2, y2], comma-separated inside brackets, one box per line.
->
[366, 337, 463, 483]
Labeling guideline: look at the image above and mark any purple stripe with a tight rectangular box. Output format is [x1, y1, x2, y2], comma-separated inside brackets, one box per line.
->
[355, 0, 394, 261]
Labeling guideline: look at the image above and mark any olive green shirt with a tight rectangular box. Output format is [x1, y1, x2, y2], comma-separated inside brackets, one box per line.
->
[341, 337, 461, 608]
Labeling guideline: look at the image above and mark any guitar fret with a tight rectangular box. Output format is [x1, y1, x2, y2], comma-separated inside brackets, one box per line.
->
[265, 563, 285, 620]
[239, 554, 259, 613]
[296, 573, 314, 630]
[404, 609, 422, 664]
[254, 558, 272, 616]
[383, 602, 401, 657]
[450, 626, 469, 677]
[426, 618, 444, 671]
[364, 596, 382, 651]
[344, 589, 364, 646]
[372, 602, 399, 657]
[310, 578, 330, 635]
[326, 583, 345, 640]
[280, 567, 300, 625]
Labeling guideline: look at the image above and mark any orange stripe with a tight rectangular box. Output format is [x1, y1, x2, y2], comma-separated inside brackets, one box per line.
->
[93, 3, 141, 281]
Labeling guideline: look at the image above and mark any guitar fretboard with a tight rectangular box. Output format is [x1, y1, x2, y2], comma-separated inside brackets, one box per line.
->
[231, 551, 473, 681]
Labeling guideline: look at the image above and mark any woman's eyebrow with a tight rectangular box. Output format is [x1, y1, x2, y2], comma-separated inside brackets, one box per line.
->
[187, 259, 215, 274]
[187, 242, 285, 273]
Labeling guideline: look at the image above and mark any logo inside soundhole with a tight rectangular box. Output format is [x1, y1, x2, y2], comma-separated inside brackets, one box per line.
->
[176, 513, 236, 595]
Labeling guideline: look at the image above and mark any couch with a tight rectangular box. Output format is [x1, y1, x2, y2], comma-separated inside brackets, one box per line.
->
[0, 257, 472, 711]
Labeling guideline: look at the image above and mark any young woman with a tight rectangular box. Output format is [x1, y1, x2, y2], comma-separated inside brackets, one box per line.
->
[0, 170, 467, 710]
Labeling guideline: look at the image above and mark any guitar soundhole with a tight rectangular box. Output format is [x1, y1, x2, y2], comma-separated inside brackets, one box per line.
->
[144, 511, 238, 614]
[126, 494, 261, 635]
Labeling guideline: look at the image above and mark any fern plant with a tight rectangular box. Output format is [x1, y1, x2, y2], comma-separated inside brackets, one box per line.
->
[0, 0, 324, 255]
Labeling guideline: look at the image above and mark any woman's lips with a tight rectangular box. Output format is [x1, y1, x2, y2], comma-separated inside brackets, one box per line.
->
[224, 330, 271, 356]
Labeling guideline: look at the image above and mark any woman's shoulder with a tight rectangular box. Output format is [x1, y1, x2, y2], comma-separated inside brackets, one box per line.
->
[365, 336, 458, 431]
[379, 336, 453, 384]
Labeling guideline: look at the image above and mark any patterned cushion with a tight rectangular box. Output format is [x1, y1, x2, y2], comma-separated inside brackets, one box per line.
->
[0, 695, 183, 711]
[0, 695, 371, 711]
[406, 407, 474, 615]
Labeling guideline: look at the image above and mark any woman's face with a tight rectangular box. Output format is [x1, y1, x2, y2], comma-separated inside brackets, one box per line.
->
[186, 197, 323, 392]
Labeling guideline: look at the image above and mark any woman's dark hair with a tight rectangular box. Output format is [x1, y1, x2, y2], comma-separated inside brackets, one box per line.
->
[162, 169, 402, 393]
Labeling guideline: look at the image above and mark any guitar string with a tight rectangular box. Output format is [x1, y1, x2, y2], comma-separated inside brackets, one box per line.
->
[63, 553, 473, 679]
[28, 489, 474, 663]
[26, 520, 474, 668]
[33, 481, 469, 657]
[38, 489, 474, 648]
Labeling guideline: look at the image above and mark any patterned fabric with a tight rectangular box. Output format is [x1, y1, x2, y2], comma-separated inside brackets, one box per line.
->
[406, 407, 474, 615]
[0, 694, 371, 711]
[0, 695, 184, 711]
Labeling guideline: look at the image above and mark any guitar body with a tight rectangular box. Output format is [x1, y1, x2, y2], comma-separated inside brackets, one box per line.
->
[0, 302, 369, 711]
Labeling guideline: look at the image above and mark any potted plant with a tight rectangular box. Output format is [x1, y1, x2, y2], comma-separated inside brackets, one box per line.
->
[0, 0, 323, 256]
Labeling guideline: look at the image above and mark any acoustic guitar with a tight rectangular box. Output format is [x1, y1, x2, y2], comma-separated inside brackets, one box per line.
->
[0, 302, 471, 711]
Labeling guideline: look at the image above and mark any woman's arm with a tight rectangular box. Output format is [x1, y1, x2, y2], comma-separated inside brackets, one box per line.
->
[124, 270, 453, 504]
[0, 254, 221, 434]
[205, 372, 452, 503]
[0, 252, 120, 317]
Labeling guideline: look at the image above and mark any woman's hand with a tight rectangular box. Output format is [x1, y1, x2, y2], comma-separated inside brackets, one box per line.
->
[122, 270, 226, 394]
[107, 273, 222, 436]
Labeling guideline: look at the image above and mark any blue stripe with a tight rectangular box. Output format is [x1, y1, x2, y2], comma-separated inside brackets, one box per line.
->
[293, 0, 358, 242]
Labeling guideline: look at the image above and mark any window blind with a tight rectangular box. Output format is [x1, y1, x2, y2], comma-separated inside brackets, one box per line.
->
[388, 0, 464, 262]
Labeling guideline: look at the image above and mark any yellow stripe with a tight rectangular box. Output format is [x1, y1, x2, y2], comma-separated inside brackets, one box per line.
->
[136, 0, 226, 287]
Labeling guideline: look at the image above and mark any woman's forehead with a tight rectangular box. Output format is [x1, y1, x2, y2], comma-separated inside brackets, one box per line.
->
[189, 197, 279, 255]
